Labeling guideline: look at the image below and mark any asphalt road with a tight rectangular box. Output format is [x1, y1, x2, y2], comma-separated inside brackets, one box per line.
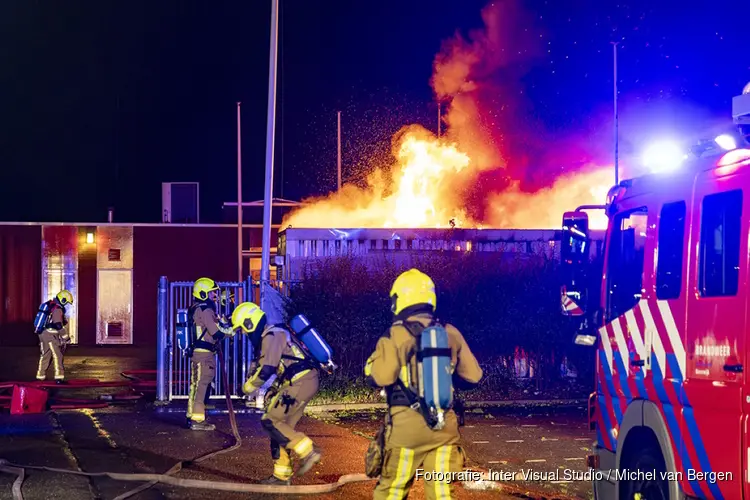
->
[326, 402, 595, 500]
[0, 403, 525, 500]
[1, 347, 593, 499]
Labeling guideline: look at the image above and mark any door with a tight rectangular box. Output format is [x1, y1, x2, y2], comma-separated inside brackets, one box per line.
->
[42, 269, 78, 344]
[599, 197, 651, 449]
[96, 269, 133, 344]
[685, 174, 745, 499]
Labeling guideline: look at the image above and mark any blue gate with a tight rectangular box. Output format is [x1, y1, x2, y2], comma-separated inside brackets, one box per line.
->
[156, 277, 254, 401]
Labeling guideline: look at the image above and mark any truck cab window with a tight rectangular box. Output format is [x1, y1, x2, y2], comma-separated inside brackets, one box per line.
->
[606, 208, 648, 322]
[656, 201, 686, 299]
[699, 189, 742, 297]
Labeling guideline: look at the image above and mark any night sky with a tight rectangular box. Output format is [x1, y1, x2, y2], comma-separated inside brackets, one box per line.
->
[0, 0, 747, 223]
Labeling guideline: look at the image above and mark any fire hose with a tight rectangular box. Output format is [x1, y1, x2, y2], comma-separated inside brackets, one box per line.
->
[0, 346, 374, 499]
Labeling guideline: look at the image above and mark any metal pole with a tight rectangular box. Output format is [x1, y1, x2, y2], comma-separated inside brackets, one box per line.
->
[260, 0, 280, 312]
[237, 102, 243, 282]
[156, 276, 168, 402]
[612, 42, 619, 185]
[337, 111, 342, 191]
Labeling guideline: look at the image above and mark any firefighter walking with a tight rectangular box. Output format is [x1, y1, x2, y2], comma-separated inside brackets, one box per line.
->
[35, 290, 73, 383]
[231, 301, 322, 485]
[186, 277, 229, 431]
[364, 269, 483, 500]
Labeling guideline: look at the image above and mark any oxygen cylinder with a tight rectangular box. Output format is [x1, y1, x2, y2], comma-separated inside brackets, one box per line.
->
[289, 314, 336, 370]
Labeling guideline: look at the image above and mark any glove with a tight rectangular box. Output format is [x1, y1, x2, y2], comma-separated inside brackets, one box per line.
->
[243, 379, 260, 398]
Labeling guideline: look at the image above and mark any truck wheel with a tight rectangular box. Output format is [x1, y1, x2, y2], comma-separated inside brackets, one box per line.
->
[620, 446, 669, 500]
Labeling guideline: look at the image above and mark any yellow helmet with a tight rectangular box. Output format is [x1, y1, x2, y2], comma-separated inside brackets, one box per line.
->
[231, 301, 266, 333]
[390, 268, 436, 315]
[56, 290, 73, 306]
[193, 277, 219, 301]
[221, 289, 235, 307]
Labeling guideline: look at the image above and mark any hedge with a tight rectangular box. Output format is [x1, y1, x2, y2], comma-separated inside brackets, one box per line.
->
[284, 250, 595, 399]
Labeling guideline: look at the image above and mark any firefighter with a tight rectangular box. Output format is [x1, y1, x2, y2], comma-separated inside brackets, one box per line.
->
[36, 290, 73, 383]
[186, 277, 227, 431]
[364, 268, 483, 500]
[220, 289, 236, 316]
[204, 289, 236, 410]
[231, 301, 322, 485]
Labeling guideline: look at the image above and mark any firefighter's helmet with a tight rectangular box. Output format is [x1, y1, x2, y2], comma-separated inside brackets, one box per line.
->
[231, 301, 266, 333]
[390, 268, 436, 316]
[56, 290, 73, 306]
[221, 290, 235, 308]
[193, 278, 219, 301]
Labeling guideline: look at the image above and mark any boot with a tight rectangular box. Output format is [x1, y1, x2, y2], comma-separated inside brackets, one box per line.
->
[296, 450, 322, 477]
[189, 421, 215, 431]
[259, 475, 290, 486]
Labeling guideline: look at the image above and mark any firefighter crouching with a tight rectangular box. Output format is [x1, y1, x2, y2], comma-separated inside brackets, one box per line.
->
[232, 301, 322, 485]
[35, 290, 73, 383]
[186, 277, 232, 431]
[365, 268, 483, 500]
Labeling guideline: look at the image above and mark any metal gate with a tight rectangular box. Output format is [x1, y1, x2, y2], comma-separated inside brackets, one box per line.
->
[156, 276, 256, 401]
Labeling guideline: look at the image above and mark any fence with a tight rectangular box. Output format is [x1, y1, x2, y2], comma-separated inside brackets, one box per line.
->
[155, 276, 296, 402]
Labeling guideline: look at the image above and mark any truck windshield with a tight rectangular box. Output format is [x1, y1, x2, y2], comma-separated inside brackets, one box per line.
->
[606, 207, 648, 321]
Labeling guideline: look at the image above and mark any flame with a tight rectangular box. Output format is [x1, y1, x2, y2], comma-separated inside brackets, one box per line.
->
[282, 127, 612, 230]
[281, 0, 613, 232]
[281, 125, 477, 229]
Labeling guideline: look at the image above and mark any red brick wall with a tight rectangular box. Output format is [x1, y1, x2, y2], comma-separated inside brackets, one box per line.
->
[132, 226, 274, 346]
[0, 226, 42, 346]
[76, 227, 98, 345]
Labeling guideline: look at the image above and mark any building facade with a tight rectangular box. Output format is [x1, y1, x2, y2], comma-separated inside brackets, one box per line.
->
[0, 223, 279, 347]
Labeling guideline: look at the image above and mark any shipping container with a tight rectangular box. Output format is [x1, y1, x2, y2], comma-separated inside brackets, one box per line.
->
[276, 227, 605, 281]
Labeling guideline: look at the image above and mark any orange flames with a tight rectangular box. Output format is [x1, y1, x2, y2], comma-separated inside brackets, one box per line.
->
[281, 127, 611, 230]
[281, 1, 612, 231]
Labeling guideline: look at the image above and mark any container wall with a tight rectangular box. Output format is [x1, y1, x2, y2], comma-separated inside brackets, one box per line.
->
[0, 226, 42, 346]
[41, 226, 79, 344]
[133, 226, 239, 346]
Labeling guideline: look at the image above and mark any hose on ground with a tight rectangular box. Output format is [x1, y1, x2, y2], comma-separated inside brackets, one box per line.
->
[0, 463, 24, 500]
[113, 346, 243, 500]
[0, 460, 372, 495]
[0, 345, 375, 498]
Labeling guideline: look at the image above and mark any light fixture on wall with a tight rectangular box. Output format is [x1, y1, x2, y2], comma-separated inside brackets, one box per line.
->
[86, 232, 95, 244]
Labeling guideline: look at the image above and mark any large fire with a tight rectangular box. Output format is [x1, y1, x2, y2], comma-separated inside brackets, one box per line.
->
[281, 0, 612, 231]
[282, 126, 611, 230]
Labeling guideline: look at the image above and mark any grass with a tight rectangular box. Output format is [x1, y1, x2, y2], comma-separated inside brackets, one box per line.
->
[311, 377, 382, 405]
[309, 372, 590, 406]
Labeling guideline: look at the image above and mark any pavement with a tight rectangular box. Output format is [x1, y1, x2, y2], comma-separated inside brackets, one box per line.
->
[0, 346, 155, 383]
[0, 347, 596, 499]
[0, 403, 528, 500]
[324, 403, 595, 500]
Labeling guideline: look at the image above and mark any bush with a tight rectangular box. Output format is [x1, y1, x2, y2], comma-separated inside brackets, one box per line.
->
[286, 250, 594, 400]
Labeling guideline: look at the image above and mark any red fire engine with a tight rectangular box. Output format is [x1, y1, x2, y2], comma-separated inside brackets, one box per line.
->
[559, 84, 750, 499]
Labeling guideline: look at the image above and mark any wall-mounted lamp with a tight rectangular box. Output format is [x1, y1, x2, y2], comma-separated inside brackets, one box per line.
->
[86, 232, 95, 244]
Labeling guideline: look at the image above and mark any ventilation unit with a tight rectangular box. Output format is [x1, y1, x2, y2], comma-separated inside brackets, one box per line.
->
[162, 182, 200, 223]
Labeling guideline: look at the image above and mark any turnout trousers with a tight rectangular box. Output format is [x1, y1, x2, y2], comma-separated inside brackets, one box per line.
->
[186, 350, 216, 423]
[261, 370, 319, 480]
[36, 331, 65, 381]
[374, 407, 466, 500]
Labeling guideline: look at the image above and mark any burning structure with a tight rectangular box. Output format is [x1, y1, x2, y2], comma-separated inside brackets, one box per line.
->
[275, 227, 605, 281]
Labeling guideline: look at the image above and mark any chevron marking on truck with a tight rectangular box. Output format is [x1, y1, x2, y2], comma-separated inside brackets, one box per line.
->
[595, 298, 723, 499]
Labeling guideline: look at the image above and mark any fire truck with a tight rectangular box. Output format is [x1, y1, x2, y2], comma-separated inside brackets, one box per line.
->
[559, 83, 750, 500]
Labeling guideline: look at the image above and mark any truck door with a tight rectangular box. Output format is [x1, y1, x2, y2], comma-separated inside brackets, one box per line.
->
[685, 171, 746, 499]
